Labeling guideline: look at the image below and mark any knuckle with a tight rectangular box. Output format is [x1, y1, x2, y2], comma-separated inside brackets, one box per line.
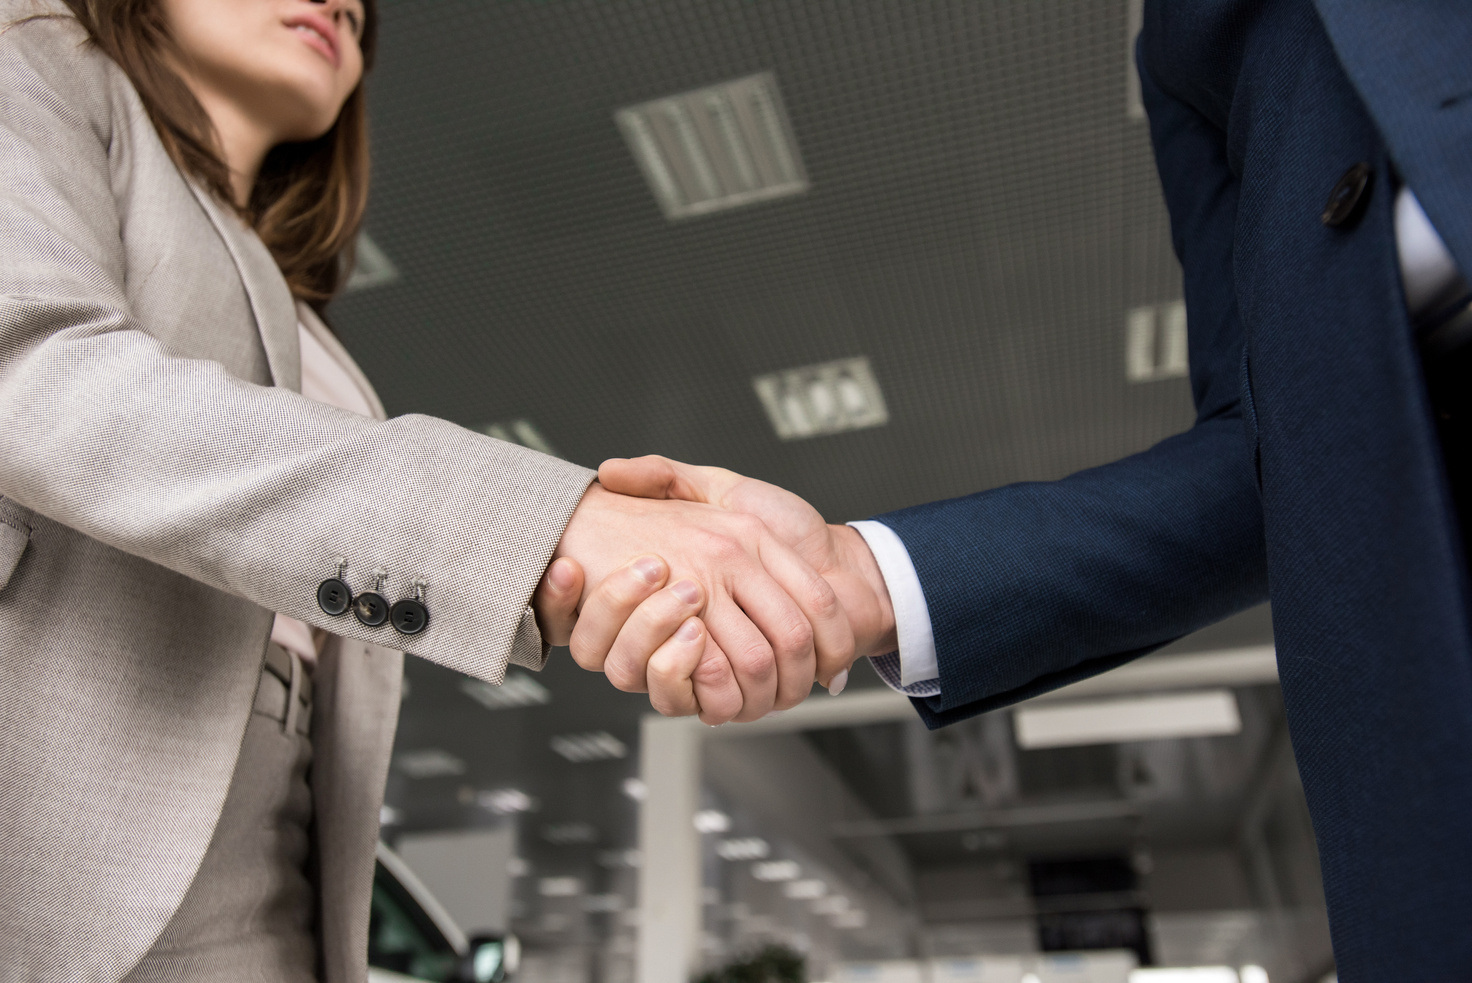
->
[567, 639, 603, 672]
[804, 576, 842, 621]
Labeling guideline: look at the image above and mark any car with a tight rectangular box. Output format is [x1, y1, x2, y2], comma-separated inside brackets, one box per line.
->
[369, 841, 519, 983]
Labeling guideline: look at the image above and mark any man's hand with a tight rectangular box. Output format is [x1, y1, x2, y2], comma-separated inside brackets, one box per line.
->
[598, 456, 898, 680]
[546, 482, 855, 723]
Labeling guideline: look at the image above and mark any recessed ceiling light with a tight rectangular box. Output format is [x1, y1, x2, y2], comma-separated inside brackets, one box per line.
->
[345, 231, 399, 291]
[1013, 689, 1241, 749]
[460, 671, 551, 710]
[811, 895, 849, 915]
[394, 748, 466, 779]
[542, 822, 599, 845]
[1126, 300, 1188, 382]
[616, 71, 809, 221]
[693, 809, 732, 833]
[596, 849, 642, 869]
[538, 876, 584, 898]
[783, 879, 826, 900]
[621, 777, 648, 801]
[751, 860, 801, 882]
[753, 357, 888, 440]
[482, 418, 559, 457]
[716, 837, 770, 861]
[477, 787, 537, 815]
[550, 731, 628, 763]
[379, 804, 403, 825]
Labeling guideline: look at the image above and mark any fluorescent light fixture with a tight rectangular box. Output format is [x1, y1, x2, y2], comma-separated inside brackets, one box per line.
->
[1240, 969, 1268, 983]
[616, 71, 808, 220]
[550, 731, 628, 763]
[716, 837, 770, 861]
[538, 876, 584, 898]
[379, 804, 403, 825]
[478, 787, 537, 815]
[597, 849, 642, 869]
[783, 879, 827, 899]
[542, 822, 598, 845]
[345, 231, 399, 291]
[622, 777, 648, 801]
[811, 895, 849, 915]
[830, 910, 867, 929]
[460, 671, 551, 710]
[483, 419, 559, 458]
[694, 809, 732, 833]
[394, 748, 466, 779]
[753, 356, 888, 440]
[751, 860, 801, 882]
[583, 893, 625, 912]
[1129, 971, 1239, 983]
[1014, 689, 1241, 749]
[1127, 300, 1189, 382]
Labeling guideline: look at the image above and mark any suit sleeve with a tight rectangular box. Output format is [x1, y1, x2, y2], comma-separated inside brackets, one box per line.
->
[0, 18, 594, 684]
[876, 46, 1269, 728]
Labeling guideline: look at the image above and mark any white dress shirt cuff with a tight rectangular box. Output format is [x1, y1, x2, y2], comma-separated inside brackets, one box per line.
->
[848, 520, 941, 698]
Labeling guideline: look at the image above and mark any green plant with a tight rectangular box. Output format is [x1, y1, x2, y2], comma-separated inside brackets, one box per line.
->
[696, 945, 806, 983]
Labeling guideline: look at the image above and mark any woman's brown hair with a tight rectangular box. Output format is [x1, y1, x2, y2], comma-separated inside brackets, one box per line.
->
[59, 0, 377, 308]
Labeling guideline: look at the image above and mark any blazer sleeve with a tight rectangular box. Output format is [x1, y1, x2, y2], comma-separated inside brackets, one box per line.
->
[876, 47, 1269, 728]
[0, 17, 594, 684]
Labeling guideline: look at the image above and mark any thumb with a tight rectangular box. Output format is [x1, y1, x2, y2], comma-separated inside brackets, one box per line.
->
[599, 455, 721, 505]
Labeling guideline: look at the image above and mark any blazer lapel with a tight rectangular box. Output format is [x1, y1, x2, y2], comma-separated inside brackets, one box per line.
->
[185, 181, 302, 391]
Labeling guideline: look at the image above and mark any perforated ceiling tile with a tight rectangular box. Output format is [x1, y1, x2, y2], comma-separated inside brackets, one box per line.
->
[334, 0, 1191, 523]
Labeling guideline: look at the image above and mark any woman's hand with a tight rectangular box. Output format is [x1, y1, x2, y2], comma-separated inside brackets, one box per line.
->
[533, 554, 722, 722]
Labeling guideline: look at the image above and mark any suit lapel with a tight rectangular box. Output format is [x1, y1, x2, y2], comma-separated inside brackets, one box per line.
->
[185, 181, 302, 392]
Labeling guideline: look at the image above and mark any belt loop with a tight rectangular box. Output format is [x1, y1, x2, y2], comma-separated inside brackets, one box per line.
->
[284, 649, 302, 736]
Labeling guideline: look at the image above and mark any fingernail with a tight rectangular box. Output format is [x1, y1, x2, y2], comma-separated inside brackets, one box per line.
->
[764, 709, 786, 718]
[633, 556, 665, 584]
[671, 579, 700, 605]
[548, 559, 575, 592]
[676, 619, 702, 642]
[827, 669, 850, 696]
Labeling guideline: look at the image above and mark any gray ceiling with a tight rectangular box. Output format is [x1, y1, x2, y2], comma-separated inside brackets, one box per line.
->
[334, 0, 1189, 523]
[344, 0, 1304, 966]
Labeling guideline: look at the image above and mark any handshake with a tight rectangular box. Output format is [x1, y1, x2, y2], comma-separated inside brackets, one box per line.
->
[531, 455, 899, 724]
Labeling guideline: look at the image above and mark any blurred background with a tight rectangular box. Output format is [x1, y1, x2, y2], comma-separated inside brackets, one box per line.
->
[334, 0, 1333, 981]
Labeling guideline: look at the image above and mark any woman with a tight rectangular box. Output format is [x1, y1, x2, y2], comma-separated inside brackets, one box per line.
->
[0, 0, 856, 978]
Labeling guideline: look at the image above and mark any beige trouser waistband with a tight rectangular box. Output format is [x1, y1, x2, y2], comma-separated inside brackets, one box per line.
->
[256, 643, 313, 736]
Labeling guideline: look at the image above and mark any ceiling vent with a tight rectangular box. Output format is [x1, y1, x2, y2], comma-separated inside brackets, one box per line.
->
[616, 71, 809, 220]
[753, 356, 889, 440]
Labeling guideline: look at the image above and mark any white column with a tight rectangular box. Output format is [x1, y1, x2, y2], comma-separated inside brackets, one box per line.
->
[636, 715, 703, 983]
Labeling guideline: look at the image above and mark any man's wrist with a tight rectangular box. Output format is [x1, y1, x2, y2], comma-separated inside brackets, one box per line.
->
[830, 523, 898, 659]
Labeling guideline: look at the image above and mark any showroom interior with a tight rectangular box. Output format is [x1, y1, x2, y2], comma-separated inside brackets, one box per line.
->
[334, 0, 1335, 981]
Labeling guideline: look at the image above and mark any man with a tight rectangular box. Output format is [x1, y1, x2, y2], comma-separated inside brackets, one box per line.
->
[572, 0, 1472, 977]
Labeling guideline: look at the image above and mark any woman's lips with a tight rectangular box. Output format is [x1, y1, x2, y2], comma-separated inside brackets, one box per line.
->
[284, 13, 339, 68]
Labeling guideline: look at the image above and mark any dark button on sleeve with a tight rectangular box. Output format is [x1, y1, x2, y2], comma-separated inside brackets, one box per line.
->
[390, 598, 429, 636]
[1322, 162, 1373, 228]
[317, 577, 352, 616]
[353, 591, 389, 627]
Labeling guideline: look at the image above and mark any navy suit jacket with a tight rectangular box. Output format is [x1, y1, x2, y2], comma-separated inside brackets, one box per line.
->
[877, 0, 1472, 976]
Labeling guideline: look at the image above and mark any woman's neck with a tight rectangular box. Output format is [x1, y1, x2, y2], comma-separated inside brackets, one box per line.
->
[189, 86, 275, 208]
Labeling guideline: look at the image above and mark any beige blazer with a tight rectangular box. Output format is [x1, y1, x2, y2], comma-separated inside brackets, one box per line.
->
[0, 5, 594, 981]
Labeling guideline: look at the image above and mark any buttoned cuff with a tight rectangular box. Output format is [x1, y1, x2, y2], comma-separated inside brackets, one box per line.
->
[848, 520, 941, 697]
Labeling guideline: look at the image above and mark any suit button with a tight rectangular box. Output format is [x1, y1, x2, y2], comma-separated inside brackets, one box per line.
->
[353, 591, 389, 627]
[391, 598, 429, 635]
[317, 578, 351, 616]
[1322, 162, 1373, 227]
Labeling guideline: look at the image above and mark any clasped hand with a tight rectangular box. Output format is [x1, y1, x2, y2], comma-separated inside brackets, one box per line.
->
[532, 457, 897, 724]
